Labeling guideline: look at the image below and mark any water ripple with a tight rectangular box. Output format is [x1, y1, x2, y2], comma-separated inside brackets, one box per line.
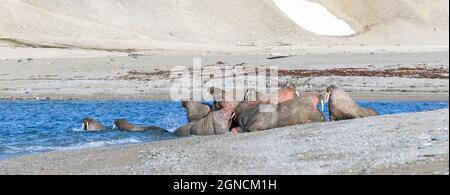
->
[0, 100, 448, 159]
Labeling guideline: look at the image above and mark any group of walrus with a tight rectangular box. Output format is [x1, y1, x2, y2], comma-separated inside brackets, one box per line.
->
[81, 85, 379, 136]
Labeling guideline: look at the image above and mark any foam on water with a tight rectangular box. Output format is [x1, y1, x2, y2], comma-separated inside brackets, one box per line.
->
[4, 138, 142, 154]
[0, 100, 448, 159]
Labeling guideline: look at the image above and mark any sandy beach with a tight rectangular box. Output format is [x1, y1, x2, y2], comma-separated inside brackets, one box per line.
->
[0, 46, 448, 101]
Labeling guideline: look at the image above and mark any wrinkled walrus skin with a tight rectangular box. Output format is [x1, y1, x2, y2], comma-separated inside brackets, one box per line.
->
[82, 118, 107, 131]
[113, 119, 167, 132]
[232, 84, 300, 133]
[257, 83, 300, 104]
[174, 87, 238, 136]
[181, 101, 211, 122]
[239, 94, 326, 132]
[325, 85, 379, 121]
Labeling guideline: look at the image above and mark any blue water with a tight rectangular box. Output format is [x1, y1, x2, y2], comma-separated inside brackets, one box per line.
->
[321, 101, 449, 122]
[0, 100, 448, 159]
[0, 101, 187, 159]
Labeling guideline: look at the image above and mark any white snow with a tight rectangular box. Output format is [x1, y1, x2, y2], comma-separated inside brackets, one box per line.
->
[272, 0, 356, 36]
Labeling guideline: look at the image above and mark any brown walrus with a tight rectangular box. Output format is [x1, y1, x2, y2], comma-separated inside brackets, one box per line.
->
[82, 118, 107, 131]
[239, 94, 326, 132]
[113, 119, 167, 132]
[325, 85, 379, 121]
[256, 83, 300, 104]
[231, 84, 301, 133]
[181, 101, 211, 122]
[174, 87, 239, 136]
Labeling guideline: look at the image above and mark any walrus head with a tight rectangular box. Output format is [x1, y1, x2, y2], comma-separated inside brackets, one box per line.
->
[286, 83, 300, 97]
[113, 119, 133, 131]
[318, 94, 325, 111]
[206, 87, 228, 102]
[244, 88, 259, 102]
[82, 118, 92, 131]
[325, 85, 338, 103]
[82, 118, 105, 131]
[206, 87, 239, 115]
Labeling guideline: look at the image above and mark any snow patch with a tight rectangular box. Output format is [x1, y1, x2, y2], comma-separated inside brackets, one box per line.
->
[272, 0, 356, 36]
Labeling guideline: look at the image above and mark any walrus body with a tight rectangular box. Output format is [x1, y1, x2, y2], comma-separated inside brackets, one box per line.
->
[181, 101, 211, 122]
[258, 83, 300, 104]
[232, 84, 300, 133]
[325, 85, 379, 121]
[113, 119, 166, 132]
[241, 94, 326, 132]
[174, 87, 238, 136]
[82, 118, 107, 131]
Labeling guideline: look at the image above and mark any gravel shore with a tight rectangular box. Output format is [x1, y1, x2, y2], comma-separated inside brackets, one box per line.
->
[0, 109, 448, 175]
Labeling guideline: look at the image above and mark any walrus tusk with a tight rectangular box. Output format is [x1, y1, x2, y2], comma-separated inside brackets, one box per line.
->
[321, 99, 324, 111]
[325, 92, 331, 103]
[244, 90, 250, 100]
[113, 124, 117, 130]
[231, 113, 236, 120]
[295, 91, 300, 97]
[82, 123, 85, 130]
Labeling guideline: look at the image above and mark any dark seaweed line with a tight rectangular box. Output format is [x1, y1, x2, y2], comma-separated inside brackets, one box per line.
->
[278, 68, 449, 80]
[116, 68, 449, 81]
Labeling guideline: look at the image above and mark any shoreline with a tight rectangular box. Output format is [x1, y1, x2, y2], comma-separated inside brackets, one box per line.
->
[1, 109, 448, 175]
[1, 48, 448, 103]
[0, 92, 449, 102]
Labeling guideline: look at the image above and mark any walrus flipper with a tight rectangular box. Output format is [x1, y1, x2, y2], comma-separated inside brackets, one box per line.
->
[174, 122, 194, 137]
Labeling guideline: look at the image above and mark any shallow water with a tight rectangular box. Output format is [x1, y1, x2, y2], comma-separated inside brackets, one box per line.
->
[0, 101, 187, 159]
[0, 100, 448, 159]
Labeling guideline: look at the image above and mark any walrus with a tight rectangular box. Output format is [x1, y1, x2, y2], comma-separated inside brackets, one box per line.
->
[181, 101, 211, 122]
[325, 85, 379, 121]
[113, 119, 167, 132]
[237, 94, 326, 132]
[174, 87, 239, 136]
[258, 83, 300, 104]
[231, 84, 301, 133]
[82, 118, 107, 131]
